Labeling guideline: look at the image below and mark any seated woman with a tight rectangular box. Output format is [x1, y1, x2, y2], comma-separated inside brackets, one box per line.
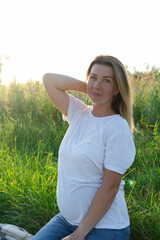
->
[32, 55, 135, 240]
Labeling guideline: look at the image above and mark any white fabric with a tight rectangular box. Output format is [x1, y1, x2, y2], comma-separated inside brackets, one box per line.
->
[0, 224, 33, 240]
[57, 94, 135, 229]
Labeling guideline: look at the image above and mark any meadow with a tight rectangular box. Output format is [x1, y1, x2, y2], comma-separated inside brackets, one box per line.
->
[0, 68, 160, 239]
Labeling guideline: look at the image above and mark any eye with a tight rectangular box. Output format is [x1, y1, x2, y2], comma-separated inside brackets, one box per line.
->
[89, 75, 96, 80]
[103, 79, 111, 83]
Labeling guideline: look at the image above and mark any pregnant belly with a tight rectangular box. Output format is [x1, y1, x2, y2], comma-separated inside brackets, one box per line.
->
[57, 185, 99, 225]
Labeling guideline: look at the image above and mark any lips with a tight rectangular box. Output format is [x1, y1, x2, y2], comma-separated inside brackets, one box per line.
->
[91, 92, 102, 97]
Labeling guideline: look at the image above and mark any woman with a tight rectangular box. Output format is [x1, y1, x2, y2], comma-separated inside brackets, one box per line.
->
[32, 55, 135, 240]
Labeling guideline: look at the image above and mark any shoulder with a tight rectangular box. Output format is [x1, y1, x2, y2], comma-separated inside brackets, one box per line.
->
[104, 115, 135, 174]
[64, 94, 90, 123]
[105, 115, 135, 153]
[103, 115, 132, 137]
[112, 115, 131, 133]
[69, 94, 89, 111]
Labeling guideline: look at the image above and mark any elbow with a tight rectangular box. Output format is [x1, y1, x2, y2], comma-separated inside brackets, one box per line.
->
[112, 186, 119, 196]
[109, 185, 119, 196]
[102, 183, 119, 197]
[43, 73, 51, 84]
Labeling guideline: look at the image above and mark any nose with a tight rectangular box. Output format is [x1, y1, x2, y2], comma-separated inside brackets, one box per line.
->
[93, 79, 101, 88]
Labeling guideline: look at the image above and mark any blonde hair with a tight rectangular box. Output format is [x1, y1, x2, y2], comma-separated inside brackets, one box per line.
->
[86, 55, 134, 133]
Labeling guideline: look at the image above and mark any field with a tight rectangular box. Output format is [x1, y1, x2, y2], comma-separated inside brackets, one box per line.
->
[0, 69, 160, 239]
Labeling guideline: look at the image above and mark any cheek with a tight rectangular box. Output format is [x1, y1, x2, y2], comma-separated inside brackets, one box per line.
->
[103, 86, 115, 97]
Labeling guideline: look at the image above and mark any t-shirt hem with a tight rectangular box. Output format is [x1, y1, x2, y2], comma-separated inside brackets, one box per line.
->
[94, 221, 130, 230]
[64, 215, 130, 230]
[104, 165, 125, 175]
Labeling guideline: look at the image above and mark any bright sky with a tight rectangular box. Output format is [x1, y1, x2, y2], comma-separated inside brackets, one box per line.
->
[0, 0, 160, 85]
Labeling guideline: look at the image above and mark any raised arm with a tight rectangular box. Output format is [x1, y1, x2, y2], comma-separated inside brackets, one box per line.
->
[43, 73, 87, 116]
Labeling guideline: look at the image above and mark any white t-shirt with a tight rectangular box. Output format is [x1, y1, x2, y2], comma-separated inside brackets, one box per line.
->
[57, 94, 135, 229]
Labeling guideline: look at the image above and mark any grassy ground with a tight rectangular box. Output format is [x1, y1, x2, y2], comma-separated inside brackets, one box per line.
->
[0, 69, 160, 239]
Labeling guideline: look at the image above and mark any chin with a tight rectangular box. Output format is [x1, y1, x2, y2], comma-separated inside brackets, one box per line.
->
[92, 100, 106, 105]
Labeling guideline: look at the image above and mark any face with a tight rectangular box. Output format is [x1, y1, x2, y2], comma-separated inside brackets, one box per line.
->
[87, 64, 119, 109]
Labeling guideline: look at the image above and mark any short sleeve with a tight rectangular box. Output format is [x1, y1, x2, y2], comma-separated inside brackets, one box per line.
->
[104, 131, 136, 175]
[63, 94, 88, 124]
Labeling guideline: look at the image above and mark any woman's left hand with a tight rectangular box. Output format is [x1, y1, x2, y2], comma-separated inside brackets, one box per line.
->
[62, 232, 85, 240]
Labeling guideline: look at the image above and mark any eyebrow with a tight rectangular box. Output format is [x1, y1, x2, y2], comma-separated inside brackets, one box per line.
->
[90, 73, 113, 79]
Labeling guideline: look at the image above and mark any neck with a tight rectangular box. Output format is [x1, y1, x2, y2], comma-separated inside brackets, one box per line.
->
[92, 104, 116, 117]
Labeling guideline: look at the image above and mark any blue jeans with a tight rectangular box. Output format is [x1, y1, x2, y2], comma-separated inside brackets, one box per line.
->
[32, 213, 130, 240]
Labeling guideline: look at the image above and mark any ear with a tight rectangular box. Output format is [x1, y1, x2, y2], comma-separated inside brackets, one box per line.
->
[115, 88, 119, 95]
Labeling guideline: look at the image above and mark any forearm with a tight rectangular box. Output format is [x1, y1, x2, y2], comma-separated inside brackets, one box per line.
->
[43, 73, 87, 93]
[75, 185, 118, 238]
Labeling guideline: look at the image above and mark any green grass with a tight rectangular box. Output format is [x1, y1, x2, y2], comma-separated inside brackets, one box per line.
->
[0, 69, 160, 239]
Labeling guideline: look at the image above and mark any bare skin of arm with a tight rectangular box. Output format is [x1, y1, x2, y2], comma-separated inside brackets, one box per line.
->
[62, 169, 122, 240]
[43, 73, 87, 117]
